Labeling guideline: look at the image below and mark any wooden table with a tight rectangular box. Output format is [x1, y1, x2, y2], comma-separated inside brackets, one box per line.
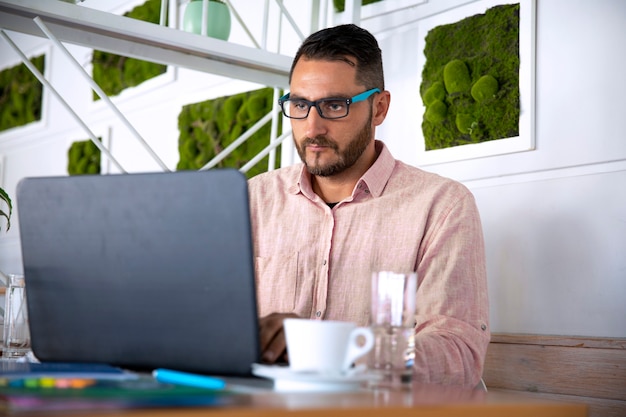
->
[14, 384, 587, 417]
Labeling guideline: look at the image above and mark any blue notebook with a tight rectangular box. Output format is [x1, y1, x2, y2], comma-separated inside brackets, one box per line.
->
[0, 361, 134, 380]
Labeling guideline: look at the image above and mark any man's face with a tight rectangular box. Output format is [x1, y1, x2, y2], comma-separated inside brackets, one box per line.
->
[289, 59, 375, 177]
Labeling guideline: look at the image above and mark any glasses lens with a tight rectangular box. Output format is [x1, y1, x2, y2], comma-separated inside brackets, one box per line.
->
[318, 99, 349, 119]
[283, 99, 309, 119]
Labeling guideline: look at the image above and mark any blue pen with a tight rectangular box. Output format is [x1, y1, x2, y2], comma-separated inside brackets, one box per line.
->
[152, 368, 226, 390]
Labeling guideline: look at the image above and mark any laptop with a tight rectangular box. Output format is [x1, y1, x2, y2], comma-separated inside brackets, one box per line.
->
[16, 169, 260, 376]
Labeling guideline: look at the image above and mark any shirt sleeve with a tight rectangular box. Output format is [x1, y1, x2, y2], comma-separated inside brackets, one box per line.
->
[412, 190, 490, 387]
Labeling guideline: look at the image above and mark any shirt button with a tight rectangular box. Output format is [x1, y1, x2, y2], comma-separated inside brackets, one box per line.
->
[316, 311, 322, 318]
[481, 324, 487, 331]
[323, 259, 327, 265]
[364, 189, 370, 194]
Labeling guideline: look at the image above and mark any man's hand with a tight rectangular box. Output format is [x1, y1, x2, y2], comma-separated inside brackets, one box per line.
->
[259, 312, 301, 364]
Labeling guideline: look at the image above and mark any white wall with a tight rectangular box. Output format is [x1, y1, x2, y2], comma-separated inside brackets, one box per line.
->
[1, 0, 624, 338]
[375, 0, 626, 338]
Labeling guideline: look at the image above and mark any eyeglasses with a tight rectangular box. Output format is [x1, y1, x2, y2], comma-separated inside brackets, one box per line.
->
[278, 88, 380, 120]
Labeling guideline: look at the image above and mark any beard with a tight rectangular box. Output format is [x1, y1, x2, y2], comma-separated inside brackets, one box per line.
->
[295, 111, 373, 177]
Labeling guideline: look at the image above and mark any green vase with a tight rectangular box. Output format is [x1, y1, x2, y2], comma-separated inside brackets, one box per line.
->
[183, 0, 231, 41]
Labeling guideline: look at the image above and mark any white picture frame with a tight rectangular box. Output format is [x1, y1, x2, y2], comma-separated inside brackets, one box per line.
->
[416, 0, 536, 166]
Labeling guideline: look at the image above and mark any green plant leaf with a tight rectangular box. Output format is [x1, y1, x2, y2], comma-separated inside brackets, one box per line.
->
[0, 187, 12, 231]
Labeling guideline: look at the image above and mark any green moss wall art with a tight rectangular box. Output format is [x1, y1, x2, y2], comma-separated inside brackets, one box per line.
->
[92, 0, 167, 100]
[420, 3, 520, 151]
[68, 138, 101, 175]
[177, 87, 281, 179]
[333, 0, 384, 12]
[0, 55, 45, 133]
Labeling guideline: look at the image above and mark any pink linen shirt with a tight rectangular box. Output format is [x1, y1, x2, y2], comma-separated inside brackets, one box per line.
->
[248, 140, 490, 387]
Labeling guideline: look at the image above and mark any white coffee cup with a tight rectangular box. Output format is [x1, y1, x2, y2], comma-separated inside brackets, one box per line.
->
[283, 319, 374, 374]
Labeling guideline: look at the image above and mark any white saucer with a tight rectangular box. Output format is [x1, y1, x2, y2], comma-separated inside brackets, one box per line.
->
[251, 364, 380, 392]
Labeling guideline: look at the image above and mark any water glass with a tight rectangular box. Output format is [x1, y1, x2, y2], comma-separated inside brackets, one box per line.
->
[3, 274, 31, 358]
[368, 271, 417, 389]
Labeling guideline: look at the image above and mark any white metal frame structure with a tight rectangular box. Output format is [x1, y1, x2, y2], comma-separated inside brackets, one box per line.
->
[0, 0, 375, 173]
[0, 0, 293, 85]
[0, 0, 295, 173]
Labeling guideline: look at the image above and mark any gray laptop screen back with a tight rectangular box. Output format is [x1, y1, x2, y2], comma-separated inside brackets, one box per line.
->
[17, 169, 260, 376]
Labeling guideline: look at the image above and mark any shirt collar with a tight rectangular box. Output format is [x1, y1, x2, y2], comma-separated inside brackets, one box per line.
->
[289, 140, 396, 200]
[359, 140, 395, 198]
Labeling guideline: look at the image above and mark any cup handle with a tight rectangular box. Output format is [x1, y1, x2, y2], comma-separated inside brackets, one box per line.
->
[342, 327, 375, 371]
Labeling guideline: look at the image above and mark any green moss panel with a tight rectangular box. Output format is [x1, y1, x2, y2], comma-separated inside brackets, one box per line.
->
[68, 139, 101, 175]
[420, 3, 520, 151]
[92, 0, 167, 100]
[333, 0, 383, 12]
[177, 87, 281, 179]
[0, 55, 45, 133]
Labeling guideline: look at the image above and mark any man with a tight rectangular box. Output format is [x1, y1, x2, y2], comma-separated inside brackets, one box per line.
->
[248, 24, 489, 387]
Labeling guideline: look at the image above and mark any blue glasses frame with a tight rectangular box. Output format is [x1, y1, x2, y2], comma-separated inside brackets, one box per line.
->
[278, 88, 381, 120]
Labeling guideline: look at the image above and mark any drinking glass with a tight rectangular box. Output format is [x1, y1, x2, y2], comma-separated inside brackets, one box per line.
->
[2, 274, 31, 358]
[368, 271, 417, 389]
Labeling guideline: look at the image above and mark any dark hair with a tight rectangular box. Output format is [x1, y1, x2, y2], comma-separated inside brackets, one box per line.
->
[289, 24, 385, 91]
